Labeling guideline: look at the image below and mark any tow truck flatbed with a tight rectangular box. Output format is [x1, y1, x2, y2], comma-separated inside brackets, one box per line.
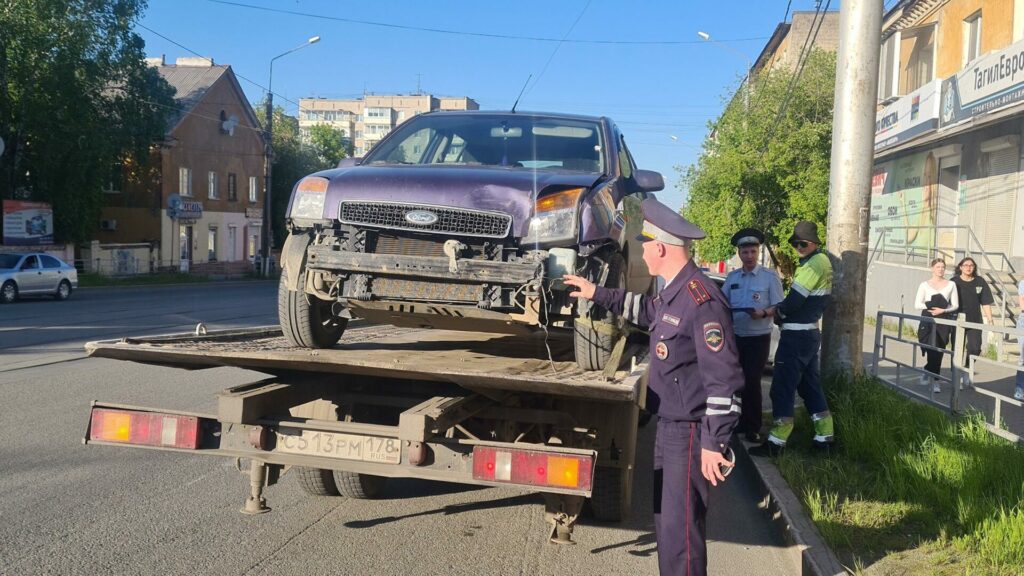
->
[85, 324, 647, 402]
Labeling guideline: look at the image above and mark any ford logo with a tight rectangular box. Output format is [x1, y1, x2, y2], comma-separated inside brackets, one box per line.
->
[404, 210, 439, 226]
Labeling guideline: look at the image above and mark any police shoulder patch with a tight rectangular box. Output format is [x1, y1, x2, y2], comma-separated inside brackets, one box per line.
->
[687, 279, 711, 305]
[703, 322, 724, 352]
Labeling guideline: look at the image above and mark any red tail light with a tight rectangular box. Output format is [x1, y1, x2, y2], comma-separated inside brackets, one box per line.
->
[472, 446, 593, 491]
[89, 408, 201, 449]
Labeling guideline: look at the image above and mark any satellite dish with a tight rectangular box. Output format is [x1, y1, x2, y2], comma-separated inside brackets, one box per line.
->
[221, 115, 239, 136]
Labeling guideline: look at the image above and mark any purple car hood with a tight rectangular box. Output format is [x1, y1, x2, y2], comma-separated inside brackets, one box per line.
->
[320, 165, 603, 238]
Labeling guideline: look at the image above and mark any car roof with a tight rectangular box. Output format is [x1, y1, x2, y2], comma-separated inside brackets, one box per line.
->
[421, 109, 608, 124]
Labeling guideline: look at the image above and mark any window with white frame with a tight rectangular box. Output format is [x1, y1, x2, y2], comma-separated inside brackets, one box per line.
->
[208, 171, 219, 199]
[208, 227, 218, 262]
[878, 33, 899, 101]
[179, 167, 192, 196]
[249, 176, 258, 202]
[964, 12, 982, 66]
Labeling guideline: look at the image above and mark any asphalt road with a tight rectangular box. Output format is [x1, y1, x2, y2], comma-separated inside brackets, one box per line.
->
[0, 282, 795, 575]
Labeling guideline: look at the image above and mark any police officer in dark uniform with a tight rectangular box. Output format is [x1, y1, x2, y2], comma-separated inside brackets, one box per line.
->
[563, 198, 743, 576]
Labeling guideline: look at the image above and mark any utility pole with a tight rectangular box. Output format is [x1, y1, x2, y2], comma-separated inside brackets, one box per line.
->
[821, 0, 882, 377]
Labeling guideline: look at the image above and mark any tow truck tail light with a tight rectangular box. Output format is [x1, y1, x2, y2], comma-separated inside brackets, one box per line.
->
[89, 408, 201, 449]
[472, 446, 593, 491]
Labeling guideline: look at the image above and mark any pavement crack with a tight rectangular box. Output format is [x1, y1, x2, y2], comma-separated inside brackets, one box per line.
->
[240, 501, 346, 575]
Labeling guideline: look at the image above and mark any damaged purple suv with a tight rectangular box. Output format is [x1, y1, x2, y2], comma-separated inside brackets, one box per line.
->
[279, 110, 664, 370]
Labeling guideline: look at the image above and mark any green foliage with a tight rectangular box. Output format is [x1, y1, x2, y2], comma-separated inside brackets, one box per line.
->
[775, 375, 1024, 574]
[307, 123, 349, 167]
[0, 0, 175, 243]
[681, 50, 836, 266]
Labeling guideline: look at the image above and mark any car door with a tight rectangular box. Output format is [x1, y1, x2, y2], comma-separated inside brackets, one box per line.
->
[39, 255, 64, 292]
[16, 255, 44, 293]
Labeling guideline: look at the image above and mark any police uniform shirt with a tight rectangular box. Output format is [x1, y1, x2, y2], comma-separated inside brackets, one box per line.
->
[722, 265, 784, 337]
[591, 260, 744, 452]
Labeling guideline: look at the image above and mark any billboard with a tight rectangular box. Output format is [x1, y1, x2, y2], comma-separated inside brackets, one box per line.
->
[874, 80, 941, 151]
[869, 151, 937, 250]
[3, 200, 54, 246]
[940, 37, 1024, 128]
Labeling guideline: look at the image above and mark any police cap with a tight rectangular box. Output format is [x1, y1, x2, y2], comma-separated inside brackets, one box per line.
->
[730, 228, 765, 247]
[635, 198, 706, 246]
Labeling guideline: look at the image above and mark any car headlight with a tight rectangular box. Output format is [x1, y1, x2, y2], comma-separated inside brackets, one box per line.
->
[289, 176, 329, 219]
[522, 187, 584, 245]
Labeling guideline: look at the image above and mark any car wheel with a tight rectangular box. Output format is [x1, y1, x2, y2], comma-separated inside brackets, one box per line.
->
[1, 280, 17, 304]
[573, 252, 627, 371]
[55, 279, 72, 301]
[278, 273, 346, 348]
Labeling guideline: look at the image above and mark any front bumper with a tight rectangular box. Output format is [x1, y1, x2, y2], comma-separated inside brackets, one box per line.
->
[306, 245, 542, 285]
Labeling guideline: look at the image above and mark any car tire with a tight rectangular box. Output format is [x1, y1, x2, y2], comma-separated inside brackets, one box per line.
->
[332, 471, 387, 499]
[1, 280, 17, 304]
[278, 273, 346, 348]
[55, 280, 72, 301]
[295, 467, 340, 497]
[573, 252, 626, 371]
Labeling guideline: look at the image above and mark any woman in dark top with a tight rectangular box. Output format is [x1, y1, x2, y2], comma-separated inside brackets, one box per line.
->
[952, 257, 994, 388]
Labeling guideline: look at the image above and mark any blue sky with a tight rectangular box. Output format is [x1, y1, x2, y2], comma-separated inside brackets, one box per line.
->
[138, 0, 831, 209]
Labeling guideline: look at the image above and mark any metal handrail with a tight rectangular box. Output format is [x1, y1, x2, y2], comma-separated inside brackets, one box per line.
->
[870, 309, 1022, 444]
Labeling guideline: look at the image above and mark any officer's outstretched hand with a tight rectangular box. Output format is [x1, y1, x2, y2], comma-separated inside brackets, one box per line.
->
[562, 275, 596, 301]
[701, 449, 733, 486]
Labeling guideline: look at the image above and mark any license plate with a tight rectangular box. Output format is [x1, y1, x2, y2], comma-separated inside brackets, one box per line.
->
[275, 429, 401, 464]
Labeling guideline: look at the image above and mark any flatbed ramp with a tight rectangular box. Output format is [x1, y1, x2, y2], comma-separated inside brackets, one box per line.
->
[85, 325, 647, 402]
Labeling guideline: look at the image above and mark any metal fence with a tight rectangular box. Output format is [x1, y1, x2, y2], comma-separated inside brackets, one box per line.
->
[870, 310, 1022, 444]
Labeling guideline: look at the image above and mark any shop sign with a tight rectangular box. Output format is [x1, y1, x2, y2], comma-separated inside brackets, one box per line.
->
[167, 194, 203, 220]
[875, 80, 940, 151]
[941, 37, 1024, 127]
[2, 200, 53, 246]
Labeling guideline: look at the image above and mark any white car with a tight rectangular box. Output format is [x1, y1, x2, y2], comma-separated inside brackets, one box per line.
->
[0, 253, 78, 303]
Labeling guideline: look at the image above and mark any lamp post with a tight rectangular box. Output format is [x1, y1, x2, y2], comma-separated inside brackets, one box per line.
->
[697, 31, 752, 116]
[262, 35, 320, 276]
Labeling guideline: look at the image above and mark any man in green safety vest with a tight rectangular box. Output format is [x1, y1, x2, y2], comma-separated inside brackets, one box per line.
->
[750, 221, 835, 456]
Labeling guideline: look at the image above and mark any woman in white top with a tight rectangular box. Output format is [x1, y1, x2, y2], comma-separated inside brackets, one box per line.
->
[915, 258, 959, 392]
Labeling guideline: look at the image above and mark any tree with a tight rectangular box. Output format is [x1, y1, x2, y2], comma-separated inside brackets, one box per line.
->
[0, 0, 175, 243]
[308, 123, 348, 167]
[681, 50, 836, 273]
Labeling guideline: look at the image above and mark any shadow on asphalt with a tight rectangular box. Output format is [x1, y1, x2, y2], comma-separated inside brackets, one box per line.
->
[343, 493, 538, 529]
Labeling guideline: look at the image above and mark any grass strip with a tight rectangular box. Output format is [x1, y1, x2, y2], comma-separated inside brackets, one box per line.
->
[773, 375, 1024, 575]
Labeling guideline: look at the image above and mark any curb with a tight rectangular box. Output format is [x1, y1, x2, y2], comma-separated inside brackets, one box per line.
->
[733, 438, 849, 576]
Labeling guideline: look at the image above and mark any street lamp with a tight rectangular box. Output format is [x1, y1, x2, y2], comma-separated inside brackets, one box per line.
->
[262, 35, 320, 276]
[697, 31, 752, 115]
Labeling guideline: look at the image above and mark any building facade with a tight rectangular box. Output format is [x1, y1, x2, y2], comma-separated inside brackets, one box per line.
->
[298, 94, 478, 157]
[751, 10, 841, 75]
[99, 57, 266, 273]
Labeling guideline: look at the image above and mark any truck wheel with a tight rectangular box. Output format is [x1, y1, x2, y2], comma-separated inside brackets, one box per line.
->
[295, 467, 340, 496]
[332, 471, 387, 499]
[278, 274, 346, 348]
[574, 252, 626, 371]
[588, 466, 628, 522]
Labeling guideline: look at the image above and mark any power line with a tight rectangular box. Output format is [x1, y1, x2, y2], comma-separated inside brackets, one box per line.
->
[522, 0, 592, 100]
[204, 0, 768, 46]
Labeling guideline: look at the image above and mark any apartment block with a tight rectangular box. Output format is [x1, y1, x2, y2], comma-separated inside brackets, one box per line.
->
[298, 94, 479, 157]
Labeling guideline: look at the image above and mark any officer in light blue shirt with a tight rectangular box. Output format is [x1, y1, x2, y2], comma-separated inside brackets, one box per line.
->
[721, 228, 783, 441]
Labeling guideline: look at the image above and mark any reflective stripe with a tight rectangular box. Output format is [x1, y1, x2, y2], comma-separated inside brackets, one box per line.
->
[811, 411, 831, 421]
[813, 435, 833, 442]
[706, 405, 742, 416]
[622, 293, 634, 322]
[791, 282, 810, 296]
[767, 435, 787, 446]
[781, 322, 818, 330]
[631, 292, 642, 322]
[809, 288, 831, 296]
[707, 396, 732, 406]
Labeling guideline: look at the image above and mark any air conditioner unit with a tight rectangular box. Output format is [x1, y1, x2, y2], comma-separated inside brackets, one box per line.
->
[100, 219, 118, 231]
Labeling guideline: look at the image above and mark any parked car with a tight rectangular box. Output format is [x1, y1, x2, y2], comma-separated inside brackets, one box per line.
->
[278, 110, 665, 370]
[0, 253, 78, 303]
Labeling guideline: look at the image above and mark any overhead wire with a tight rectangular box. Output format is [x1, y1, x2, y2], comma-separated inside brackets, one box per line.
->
[204, 0, 768, 46]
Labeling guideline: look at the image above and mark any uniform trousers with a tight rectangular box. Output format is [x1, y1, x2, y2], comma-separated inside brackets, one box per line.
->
[769, 329, 829, 419]
[735, 334, 771, 434]
[654, 419, 707, 576]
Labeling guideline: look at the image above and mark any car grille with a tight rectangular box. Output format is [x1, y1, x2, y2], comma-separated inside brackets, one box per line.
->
[340, 201, 511, 238]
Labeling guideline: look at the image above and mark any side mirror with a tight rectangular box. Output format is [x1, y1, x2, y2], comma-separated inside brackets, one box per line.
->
[337, 157, 362, 168]
[634, 169, 664, 192]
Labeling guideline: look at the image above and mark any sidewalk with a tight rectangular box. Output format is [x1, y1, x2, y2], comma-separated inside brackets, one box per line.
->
[863, 326, 1024, 440]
